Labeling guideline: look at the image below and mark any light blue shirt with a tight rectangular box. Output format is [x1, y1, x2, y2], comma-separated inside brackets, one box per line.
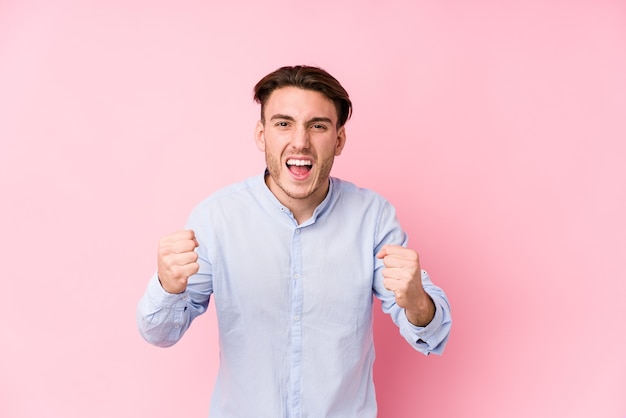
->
[137, 173, 452, 418]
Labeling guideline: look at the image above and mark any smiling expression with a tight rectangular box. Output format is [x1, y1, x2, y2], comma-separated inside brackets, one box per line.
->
[255, 86, 346, 220]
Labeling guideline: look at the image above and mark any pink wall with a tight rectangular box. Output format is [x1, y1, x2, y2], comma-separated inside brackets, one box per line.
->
[1, 1, 624, 417]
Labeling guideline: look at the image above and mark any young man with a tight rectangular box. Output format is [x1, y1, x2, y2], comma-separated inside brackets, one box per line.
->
[137, 65, 452, 417]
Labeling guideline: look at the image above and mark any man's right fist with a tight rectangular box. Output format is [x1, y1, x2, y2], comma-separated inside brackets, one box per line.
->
[157, 230, 199, 294]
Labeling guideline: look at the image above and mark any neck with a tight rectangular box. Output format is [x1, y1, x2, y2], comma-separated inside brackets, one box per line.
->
[265, 175, 330, 225]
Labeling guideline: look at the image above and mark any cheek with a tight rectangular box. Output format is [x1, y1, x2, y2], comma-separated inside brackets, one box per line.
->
[325, 141, 343, 158]
[264, 142, 287, 165]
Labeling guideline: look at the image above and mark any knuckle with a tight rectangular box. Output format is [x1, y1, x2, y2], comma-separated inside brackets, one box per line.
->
[158, 244, 171, 256]
[167, 265, 180, 277]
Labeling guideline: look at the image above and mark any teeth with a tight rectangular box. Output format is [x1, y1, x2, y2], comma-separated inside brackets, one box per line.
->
[287, 159, 312, 166]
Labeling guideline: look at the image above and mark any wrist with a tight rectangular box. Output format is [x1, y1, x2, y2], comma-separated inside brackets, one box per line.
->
[157, 275, 185, 294]
[405, 293, 435, 326]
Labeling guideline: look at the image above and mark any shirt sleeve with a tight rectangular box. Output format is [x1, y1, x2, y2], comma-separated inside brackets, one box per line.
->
[391, 270, 452, 355]
[373, 201, 452, 356]
[136, 201, 214, 347]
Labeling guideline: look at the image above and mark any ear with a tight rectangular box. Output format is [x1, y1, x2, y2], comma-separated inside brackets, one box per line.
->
[254, 120, 266, 152]
[334, 126, 347, 156]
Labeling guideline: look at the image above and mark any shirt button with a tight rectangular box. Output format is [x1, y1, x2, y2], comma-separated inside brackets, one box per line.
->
[294, 273, 300, 279]
[295, 229, 301, 234]
[294, 315, 300, 321]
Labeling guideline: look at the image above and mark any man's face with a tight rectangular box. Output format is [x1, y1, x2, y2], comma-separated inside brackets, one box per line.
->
[255, 86, 346, 209]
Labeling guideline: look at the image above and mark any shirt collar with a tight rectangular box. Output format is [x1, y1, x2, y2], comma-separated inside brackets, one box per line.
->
[260, 168, 336, 226]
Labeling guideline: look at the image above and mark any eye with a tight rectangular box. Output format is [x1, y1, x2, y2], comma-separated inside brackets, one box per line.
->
[275, 121, 290, 127]
[311, 124, 327, 130]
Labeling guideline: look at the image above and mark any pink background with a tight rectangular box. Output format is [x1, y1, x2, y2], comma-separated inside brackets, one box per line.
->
[1, 0, 625, 417]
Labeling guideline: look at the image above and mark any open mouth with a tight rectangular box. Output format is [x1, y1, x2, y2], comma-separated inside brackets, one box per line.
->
[286, 158, 312, 177]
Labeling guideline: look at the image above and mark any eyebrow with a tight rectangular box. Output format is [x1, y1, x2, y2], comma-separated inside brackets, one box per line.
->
[269, 114, 295, 122]
[269, 114, 334, 125]
[307, 117, 334, 125]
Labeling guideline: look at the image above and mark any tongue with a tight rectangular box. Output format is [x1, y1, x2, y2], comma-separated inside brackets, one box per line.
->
[289, 165, 310, 176]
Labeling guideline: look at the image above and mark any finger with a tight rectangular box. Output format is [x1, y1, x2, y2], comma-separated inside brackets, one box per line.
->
[159, 238, 198, 256]
[375, 246, 389, 259]
[180, 261, 199, 277]
[383, 277, 408, 299]
[385, 245, 418, 260]
[160, 260, 199, 281]
[382, 276, 398, 291]
[380, 254, 407, 268]
[160, 230, 197, 245]
[381, 267, 414, 282]
[170, 239, 199, 253]
[164, 250, 198, 266]
[376, 244, 407, 259]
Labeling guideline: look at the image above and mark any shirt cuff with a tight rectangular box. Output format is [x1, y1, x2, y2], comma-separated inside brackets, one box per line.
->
[146, 273, 191, 309]
[399, 293, 446, 351]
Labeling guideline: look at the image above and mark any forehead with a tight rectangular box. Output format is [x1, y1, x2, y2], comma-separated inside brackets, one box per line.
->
[264, 87, 338, 122]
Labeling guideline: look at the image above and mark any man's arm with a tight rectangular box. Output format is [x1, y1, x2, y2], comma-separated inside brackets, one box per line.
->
[137, 229, 211, 347]
[377, 245, 435, 327]
[157, 230, 200, 293]
[376, 242, 451, 355]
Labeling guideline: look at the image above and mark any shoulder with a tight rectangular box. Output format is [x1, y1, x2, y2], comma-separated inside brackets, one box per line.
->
[331, 177, 389, 206]
[328, 177, 398, 223]
[191, 174, 265, 215]
[328, 177, 404, 240]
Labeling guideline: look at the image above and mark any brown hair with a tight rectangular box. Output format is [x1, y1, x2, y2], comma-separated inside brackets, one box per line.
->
[253, 65, 352, 128]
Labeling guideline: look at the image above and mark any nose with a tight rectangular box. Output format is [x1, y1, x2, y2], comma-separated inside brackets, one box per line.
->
[291, 125, 310, 150]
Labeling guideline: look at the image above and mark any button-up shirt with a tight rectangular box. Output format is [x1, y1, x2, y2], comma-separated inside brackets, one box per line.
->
[137, 173, 452, 418]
